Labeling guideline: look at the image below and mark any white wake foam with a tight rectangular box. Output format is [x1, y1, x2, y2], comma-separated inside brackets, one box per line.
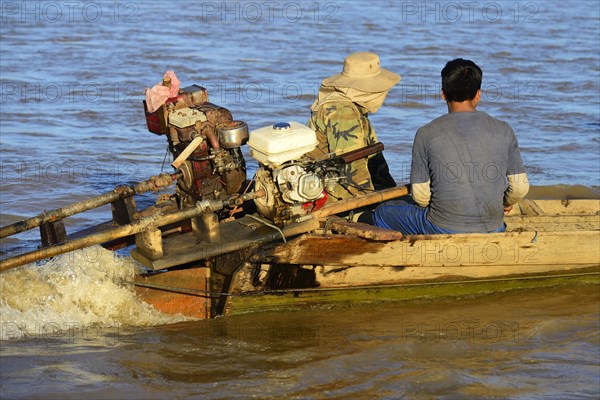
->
[0, 246, 186, 340]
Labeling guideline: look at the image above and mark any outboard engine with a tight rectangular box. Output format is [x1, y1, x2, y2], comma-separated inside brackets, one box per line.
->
[143, 83, 247, 209]
[248, 122, 344, 224]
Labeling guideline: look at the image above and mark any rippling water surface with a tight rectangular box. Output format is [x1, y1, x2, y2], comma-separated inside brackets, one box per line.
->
[1, 1, 599, 398]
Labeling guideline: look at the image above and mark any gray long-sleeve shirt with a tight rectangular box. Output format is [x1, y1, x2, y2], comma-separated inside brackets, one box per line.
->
[411, 111, 528, 232]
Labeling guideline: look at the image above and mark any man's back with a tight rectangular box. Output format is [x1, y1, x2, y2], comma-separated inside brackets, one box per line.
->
[411, 111, 525, 232]
[371, 58, 528, 236]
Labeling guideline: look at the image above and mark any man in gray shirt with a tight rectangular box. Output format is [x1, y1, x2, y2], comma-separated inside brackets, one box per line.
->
[371, 58, 529, 234]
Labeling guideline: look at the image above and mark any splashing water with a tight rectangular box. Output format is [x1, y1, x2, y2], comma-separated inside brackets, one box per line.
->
[0, 246, 186, 340]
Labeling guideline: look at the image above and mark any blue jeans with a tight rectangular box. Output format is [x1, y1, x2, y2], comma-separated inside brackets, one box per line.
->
[372, 200, 506, 235]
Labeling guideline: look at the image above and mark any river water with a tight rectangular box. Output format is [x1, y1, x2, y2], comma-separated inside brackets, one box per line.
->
[0, 0, 599, 398]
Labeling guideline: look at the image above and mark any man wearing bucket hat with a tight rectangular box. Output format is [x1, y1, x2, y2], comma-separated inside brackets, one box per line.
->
[308, 52, 400, 200]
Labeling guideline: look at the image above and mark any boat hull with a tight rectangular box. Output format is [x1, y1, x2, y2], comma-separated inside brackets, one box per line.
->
[130, 198, 600, 319]
[225, 269, 600, 316]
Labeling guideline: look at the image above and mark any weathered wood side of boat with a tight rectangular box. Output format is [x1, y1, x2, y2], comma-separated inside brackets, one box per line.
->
[132, 198, 599, 318]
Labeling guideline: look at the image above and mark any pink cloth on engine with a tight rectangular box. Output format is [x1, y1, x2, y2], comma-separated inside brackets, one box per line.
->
[145, 71, 181, 113]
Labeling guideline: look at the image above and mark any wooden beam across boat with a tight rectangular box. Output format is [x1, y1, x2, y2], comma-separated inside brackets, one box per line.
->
[130, 185, 412, 270]
[257, 228, 599, 269]
[0, 173, 180, 239]
[130, 216, 320, 270]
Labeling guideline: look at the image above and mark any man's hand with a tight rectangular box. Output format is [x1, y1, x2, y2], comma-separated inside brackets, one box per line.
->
[503, 205, 513, 215]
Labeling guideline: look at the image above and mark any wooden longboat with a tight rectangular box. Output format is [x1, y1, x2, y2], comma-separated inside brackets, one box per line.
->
[1, 182, 598, 319]
[130, 197, 600, 319]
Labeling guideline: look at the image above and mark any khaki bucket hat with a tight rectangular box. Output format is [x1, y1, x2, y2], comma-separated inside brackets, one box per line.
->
[322, 52, 400, 92]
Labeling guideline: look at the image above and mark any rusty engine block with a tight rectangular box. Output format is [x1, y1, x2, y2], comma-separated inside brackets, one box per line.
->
[143, 84, 248, 211]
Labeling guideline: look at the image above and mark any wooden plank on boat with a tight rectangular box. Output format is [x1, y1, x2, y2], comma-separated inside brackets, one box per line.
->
[505, 214, 600, 231]
[131, 216, 319, 270]
[309, 264, 600, 288]
[135, 228, 164, 259]
[111, 195, 137, 225]
[0, 200, 216, 272]
[531, 199, 600, 215]
[68, 200, 181, 250]
[326, 219, 404, 241]
[313, 185, 409, 218]
[39, 220, 67, 247]
[259, 230, 600, 269]
[519, 199, 546, 215]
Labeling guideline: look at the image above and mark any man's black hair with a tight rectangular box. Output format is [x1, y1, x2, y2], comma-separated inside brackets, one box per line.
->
[441, 58, 482, 102]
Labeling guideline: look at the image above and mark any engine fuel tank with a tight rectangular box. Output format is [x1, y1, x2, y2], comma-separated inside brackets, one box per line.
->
[248, 122, 318, 166]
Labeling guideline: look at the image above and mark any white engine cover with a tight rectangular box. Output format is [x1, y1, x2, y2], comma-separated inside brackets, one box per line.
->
[248, 122, 318, 166]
